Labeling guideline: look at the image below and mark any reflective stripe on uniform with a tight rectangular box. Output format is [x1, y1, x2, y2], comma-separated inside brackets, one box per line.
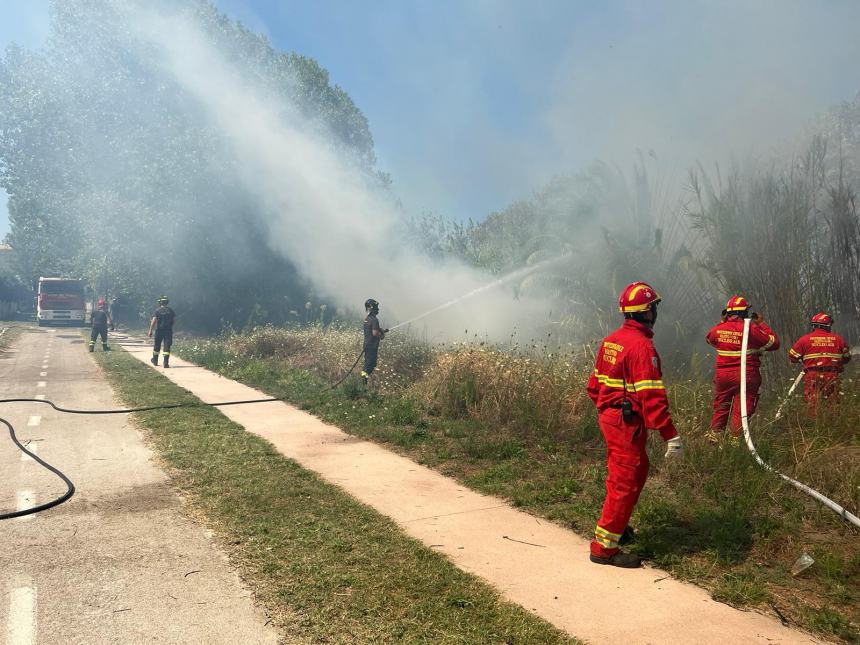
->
[803, 352, 845, 360]
[593, 371, 665, 392]
[630, 379, 665, 390]
[716, 349, 762, 357]
[594, 525, 621, 548]
[760, 335, 776, 351]
[788, 348, 801, 358]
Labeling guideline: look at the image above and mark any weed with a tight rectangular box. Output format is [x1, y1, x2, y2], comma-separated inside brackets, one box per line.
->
[805, 607, 859, 643]
[712, 571, 771, 606]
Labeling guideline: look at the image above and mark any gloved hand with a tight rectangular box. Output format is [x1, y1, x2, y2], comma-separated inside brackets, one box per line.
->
[664, 436, 683, 459]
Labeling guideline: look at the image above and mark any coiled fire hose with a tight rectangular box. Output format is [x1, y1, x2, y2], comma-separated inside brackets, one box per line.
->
[739, 318, 860, 529]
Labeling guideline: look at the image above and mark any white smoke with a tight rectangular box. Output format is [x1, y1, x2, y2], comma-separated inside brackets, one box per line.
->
[126, 1, 552, 340]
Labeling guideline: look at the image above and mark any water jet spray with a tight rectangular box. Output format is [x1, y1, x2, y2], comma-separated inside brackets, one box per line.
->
[388, 253, 572, 332]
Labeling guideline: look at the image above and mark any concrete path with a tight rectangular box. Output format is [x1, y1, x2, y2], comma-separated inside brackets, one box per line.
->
[122, 336, 824, 645]
[0, 327, 280, 645]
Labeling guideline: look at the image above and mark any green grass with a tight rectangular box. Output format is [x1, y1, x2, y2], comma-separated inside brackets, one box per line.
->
[92, 347, 576, 644]
[178, 336, 860, 643]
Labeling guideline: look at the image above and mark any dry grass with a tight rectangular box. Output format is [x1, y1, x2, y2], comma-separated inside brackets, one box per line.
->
[413, 343, 593, 436]
[221, 324, 433, 391]
[182, 324, 859, 641]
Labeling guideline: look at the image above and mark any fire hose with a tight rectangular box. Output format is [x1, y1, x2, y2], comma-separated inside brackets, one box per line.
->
[3, 329, 382, 519]
[739, 318, 860, 529]
[0, 395, 280, 520]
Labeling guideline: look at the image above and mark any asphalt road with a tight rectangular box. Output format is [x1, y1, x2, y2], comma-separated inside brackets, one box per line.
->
[0, 326, 280, 645]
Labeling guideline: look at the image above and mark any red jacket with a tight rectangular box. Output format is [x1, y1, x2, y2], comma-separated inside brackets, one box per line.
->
[788, 329, 851, 371]
[587, 319, 678, 440]
[706, 316, 779, 370]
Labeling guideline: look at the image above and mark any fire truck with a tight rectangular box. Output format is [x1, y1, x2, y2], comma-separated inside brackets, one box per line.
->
[36, 277, 87, 326]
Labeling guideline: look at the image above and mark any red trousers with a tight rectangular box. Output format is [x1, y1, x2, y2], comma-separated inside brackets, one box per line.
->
[591, 410, 649, 558]
[710, 368, 761, 435]
[803, 371, 840, 416]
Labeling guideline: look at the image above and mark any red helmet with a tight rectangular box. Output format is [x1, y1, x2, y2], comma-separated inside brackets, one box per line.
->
[97, 298, 106, 308]
[811, 312, 833, 326]
[619, 281, 661, 313]
[725, 295, 750, 312]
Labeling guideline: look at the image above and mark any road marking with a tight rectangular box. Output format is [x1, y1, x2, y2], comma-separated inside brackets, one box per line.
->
[20, 442, 36, 462]
[36, 382, 46, 388]
[16, 491, 34, 522]
[34, 395, 45, 401]
[39, 372, 47, 377]
[6, 584, 37, 645]
[27, 416, 41, 427]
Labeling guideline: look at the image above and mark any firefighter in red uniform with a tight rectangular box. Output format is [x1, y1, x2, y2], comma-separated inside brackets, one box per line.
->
[706, 296, 779, 439]
[586, 281, 682, 568]
[788, 313, 851, 415]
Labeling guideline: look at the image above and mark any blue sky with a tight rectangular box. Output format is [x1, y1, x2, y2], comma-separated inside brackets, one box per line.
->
[2, 0, 860, 236]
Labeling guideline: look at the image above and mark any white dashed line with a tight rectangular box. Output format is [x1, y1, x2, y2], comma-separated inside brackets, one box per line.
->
[27, 416, 41, 427]
[15, 491, 35, 522]
[6, 583, 37, 645]
[39, 372, 47, 377]
[36, 382, 46, 388]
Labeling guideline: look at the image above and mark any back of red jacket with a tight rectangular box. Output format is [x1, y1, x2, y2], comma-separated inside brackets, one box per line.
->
[705, 316, 779, 370]
[788, 329, 851, 371]
[587, 319, 678, 440]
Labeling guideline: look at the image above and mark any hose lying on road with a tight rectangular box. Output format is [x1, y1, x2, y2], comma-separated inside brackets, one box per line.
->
[1, 417, 75, 520]
[4, 329, 370, 520]
[739, 318, 860, 529]
[0, 395, 281, 521]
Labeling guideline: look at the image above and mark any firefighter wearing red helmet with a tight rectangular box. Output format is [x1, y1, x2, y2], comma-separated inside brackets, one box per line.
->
[586, 281, 682, 568]
[705, 295, 779, 439]
[788, 313, 851, 415]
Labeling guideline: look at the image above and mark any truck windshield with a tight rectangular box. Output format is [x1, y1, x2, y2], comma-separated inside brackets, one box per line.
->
[39, 282, 85, 296]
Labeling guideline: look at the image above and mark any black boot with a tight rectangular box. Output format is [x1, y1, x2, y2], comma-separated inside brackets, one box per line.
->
[590, 551, 641, 568]
[103, 344, 110, 352]
[151, 353, 158, 366]
[163, 356, 170, 369]
[89, 344, 95, 353]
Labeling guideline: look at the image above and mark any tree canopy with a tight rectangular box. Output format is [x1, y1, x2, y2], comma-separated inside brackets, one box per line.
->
[0, 0, 382, 328]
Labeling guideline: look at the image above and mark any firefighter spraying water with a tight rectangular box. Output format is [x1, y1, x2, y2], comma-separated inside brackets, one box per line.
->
[361, 298, 387, 384]
[705, 296, 779, 442]
[788, 312, 851, 415]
